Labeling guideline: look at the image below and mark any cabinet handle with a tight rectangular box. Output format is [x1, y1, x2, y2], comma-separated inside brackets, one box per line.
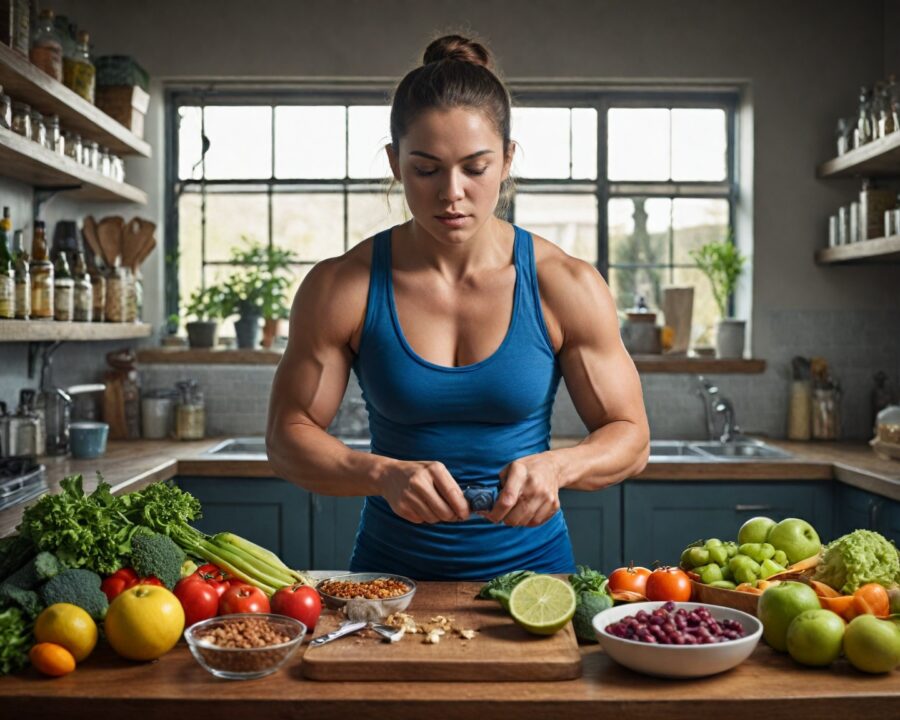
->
[869, 500, 882, 530]
[735, 504, 773, 512]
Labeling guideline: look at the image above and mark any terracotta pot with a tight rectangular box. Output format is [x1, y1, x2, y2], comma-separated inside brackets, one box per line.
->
[262, 318, 284, 349]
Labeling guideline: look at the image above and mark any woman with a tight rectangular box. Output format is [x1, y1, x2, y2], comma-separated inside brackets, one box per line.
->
[267, 34, 649, 580]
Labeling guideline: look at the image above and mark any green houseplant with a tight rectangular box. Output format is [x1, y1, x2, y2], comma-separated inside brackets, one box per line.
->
[222, 239, 298, 349]
[690, 240, 747, 359]
[184, 285, 228, 349]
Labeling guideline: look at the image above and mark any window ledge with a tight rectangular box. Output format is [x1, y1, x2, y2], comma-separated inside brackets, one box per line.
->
[137, 347, 765, 374]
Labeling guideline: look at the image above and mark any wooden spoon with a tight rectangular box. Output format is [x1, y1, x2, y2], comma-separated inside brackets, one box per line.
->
[82, 215, 103, 260]
[97, 216, 124, 267]
[121, 217, 144, 270]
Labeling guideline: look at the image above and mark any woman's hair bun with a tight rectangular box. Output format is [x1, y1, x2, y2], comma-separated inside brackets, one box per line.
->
[423, 34, 492, 70]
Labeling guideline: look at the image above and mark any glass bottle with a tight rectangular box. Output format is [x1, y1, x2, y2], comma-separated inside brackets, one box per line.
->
[13, 230, 30, 320]
[29, 221, 54, 320]
[63, 30, 96, 104]
[886, 75, 900, 136]
[0, 208, 14, 320]
[29, 9, 64, 82]
[0, 90, 11, 130]
[105, 260, 125, 322]
[54, 252, 74, 322]
[855, 86, 873, 148]
[90, 263, 106, 322]
[83, 140, 99, 171]
[63, 131, 82, 163]
[10, 102, 31, 138]
[29, 109, 46, 147]
[46, 114, 63, 155]
[72, 247, 92, 322]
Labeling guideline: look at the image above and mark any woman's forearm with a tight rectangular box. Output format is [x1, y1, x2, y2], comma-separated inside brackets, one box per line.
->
[553, 419, 650, 492]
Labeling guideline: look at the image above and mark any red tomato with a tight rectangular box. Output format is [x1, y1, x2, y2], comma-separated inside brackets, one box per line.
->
[219, 584, 271, 615]
[271, 584, 322, 630]
[645, 567, 692, 602]
[192, 566, 229, 597]
[174, 575, 221, 627]
[101, 567, 140, 602]
[137, 576, 164, 587]
[608, 565, 651, 595]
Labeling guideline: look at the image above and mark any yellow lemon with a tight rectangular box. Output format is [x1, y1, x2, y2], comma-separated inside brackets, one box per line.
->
[35, 603, 98, 662]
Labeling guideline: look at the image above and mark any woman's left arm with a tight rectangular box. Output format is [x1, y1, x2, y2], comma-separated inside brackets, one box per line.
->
[484, 251, 649, 527]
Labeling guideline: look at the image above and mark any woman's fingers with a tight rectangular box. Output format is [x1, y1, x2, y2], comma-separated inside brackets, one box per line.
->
[483, 462, 526, 524]
[430, 463, 471, 521]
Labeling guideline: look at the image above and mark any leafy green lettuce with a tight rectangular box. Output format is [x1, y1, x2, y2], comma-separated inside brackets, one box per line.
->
[812, 529, 900, 594]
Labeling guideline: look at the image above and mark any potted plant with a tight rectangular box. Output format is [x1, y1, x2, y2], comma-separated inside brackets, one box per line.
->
[222, 239, 298, 350]
[184, 285, 227, 349]
[690, 239, 747, 359]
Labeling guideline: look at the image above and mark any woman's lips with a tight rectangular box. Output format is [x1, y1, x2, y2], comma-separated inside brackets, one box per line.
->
[435, 215, 470, 228]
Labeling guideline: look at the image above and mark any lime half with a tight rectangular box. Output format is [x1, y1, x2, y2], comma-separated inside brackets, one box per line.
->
[508, 575, 576, 636]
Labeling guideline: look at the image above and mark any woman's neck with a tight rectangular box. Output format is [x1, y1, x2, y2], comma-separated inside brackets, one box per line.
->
[401, 217, 514, 282]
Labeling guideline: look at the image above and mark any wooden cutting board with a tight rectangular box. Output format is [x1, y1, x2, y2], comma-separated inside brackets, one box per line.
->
[301, 581, 582, 682]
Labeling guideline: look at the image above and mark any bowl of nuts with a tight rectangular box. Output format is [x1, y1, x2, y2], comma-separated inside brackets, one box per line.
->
[316, 573, 416, 619]
[184, 613, 307, 680]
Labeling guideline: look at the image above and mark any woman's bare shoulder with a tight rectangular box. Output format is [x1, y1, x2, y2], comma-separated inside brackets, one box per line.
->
[531, 232, 606, 296]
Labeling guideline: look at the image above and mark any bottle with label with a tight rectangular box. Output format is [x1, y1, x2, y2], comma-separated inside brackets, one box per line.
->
[72, 247, 92, 322]
[29, 221, 54, 320]
[0, 208, 14, 319]
[53, 252, 74, 322]
[29, 9, 63, 82]
[62, 31, 96, 104]
[854, 86, 874, 148]
[12, 230, 30, 320]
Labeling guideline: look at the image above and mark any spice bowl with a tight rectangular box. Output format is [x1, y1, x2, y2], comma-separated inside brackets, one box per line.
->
[184, 613, 306, 680]
[316, 573, 416, 617]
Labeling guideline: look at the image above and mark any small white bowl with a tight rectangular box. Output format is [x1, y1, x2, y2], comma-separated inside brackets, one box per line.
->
[592, 601, 762, 679]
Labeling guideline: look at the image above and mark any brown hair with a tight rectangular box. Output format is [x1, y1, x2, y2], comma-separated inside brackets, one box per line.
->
[389, 34, 515, 217]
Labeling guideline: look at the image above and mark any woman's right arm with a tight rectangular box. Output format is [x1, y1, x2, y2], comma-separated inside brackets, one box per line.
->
[265, 250, 468, 524]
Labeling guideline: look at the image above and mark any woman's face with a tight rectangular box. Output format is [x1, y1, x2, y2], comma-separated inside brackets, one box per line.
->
[387, 107, 513, 243]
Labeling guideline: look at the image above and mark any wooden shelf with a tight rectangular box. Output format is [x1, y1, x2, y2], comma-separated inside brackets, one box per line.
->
[0, 43, 150, 157]
[0, 127, 147, 203]
[815, 234, 900, 264]
[0, 320, 152, 342]
[817, 132, 900, 178]
[631, 355, 766, 373]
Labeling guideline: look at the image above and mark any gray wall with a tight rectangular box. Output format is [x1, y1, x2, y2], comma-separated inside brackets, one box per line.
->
[3, 1, 898, 439]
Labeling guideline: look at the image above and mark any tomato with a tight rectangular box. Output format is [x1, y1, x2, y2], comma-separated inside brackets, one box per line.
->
[101, 567, 140, 602]
[194, 565, 229, 597]
[105, 586, 185, 661]
[271, 584, 322, 630]
[174, 576, 220, 628]
[645, 567, 692, 602]
[849, 583, 890, 619]
[219, 584, 271, 615]
[137, 576, 164, 587]
[608, 565, 651, 595]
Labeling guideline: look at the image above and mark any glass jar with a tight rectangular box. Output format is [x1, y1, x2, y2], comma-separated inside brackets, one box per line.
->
[811, 386, 841, 440]
[11, 102, 31, 138]
[110, 155, 125, 182]
[99, 146, 111, 176]
[90, 267, 106, 322]
[141, 390, 177, 440]
[83, 141, 99, 171]
[122, 266, 136, 322]
[0, 262, 13, 320]
[29, 109, 46, 147]
[46, 114, 63, 155]
[53, 253, 74, 322]
[29, 222, 54, 320]
[105, 264, 126, 322]
[62, 30, 95, 104]
[63, 131, 82, 163]
[29, 9, 63, 82]
[875, 405, 900, 445]
[72, 251, 92, 322]
[175, 381, 205, 441]
[0, 92, 11, 130]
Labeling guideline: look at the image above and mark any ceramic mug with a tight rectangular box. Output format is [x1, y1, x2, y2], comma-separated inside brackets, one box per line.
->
[70, 421, 109, 459]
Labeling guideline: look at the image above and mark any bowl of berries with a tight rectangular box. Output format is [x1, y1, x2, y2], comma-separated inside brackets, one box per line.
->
[592, 601, 762, 678]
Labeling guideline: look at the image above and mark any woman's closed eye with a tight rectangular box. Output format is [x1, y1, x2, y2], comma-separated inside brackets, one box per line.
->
[413, 166, 488, 177]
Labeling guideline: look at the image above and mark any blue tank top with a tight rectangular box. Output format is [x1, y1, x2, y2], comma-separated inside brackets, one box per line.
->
[349, 224, 576, 580]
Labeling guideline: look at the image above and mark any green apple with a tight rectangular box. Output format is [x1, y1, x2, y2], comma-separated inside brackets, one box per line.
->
[738, 516, 776, 545]
[758, 581, 822, 652]
[704, 538, 723, 548]
[687, 547, 710, 567]
[724, 541, 738, 558]
[729, 555, 761, 585]
[707, 545, 729, 565]
[697, 563, 723, 584]
[738, 542, 776, 563]
[786, 609, 845, 666]
[766, 518, 821, 565]
[759, 558, 786, 579]
[772, 549, 789, 566]
[843, 614, 900, 674]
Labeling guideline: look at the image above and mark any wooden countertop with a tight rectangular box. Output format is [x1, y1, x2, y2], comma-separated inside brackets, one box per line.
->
[2, 437, 899, 537]
[0, 598, 897, 720]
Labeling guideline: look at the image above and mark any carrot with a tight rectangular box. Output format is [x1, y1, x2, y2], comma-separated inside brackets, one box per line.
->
[735, 583, 763, 595]
[810, 580, 841, 598]
[819, 594, 854, 620]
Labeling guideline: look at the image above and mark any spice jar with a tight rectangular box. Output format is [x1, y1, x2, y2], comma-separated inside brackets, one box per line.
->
[0, 91, 11, 130]
[0, 257, 13, 320]
[105, 262, 126, 322]
[53, 252, 74, 321]
[90, 266, 106, 322]
[29, 221, 54, 320]
[99, 147, 111, 176]
[29, 9, 64, 81]
[811, 386, 841, 440]
[46, 114, 63, 155]
[62, 31, 95, 104]
[11, 102, 31, 138]
[175, 381, 205, 441]
[83, 141, 99, 171]
[29, 109, 46, 147]
[122, 267, 136, 322]
[63, 131, 82, 163]
[141, 389, 177, 440]
[13, 230, 30, 320]
[72, 248, 92, 322]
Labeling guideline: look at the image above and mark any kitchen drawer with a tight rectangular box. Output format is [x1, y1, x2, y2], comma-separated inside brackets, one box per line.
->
[560, 485, 622, 570]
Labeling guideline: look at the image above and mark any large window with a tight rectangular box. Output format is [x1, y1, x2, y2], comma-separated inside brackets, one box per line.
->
[168, 88, 737, 341]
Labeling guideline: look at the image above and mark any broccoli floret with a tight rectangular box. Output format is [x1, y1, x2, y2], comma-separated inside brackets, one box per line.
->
[0, 583, 42, 618]
[3, 552, 61, 590]
[39, 569, 108, 620]
[131, 532, 185, 590]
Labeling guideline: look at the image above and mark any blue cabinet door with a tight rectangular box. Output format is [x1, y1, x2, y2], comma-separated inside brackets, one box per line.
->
[624, 481, 833, 566]
[879, 496, 900, 545]
[560, 485, 622, 570]
[311, 495, 366, 571]
[175, 476, 312, 570]
[835, 483, 900, 545]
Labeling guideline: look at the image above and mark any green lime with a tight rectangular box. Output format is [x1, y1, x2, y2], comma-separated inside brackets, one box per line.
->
[508, 575, 576, 636]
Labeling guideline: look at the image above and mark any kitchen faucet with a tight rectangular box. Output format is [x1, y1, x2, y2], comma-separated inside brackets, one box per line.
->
[696, 375, 719, 440]
[713, 397, 741, 443]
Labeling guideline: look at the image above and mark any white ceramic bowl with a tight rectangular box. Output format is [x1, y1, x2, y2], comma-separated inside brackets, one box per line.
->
[592, 601, 762, 679]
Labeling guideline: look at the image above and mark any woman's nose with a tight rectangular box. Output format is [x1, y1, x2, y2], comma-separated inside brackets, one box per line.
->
[438, 170, 465, 202]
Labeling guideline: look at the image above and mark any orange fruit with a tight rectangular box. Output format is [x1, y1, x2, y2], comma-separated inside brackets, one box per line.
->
[29, 642, 76, 677]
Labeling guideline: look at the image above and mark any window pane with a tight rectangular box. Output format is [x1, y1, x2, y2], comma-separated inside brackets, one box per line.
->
[608, 197, 672, 274]
[348, 106, 391, 179]
[672, 198, 730, 264]
[511, 107, 570, 179]
[348, 191, 410, 248]
[670, 266, 719, 348]
[275, 106, 346, 179]
[272, 193, 345, 260]
[204, 193, 269, 261]
[178, 106, 203, 180]
[672, 109, 727, 181]
[608, 108, 670, 181]
[203, 106, 272, 179]
[514, 193, 598, 263]
[608, 267, 665, 313]
[571, 108, 597, 179]
[177, 193, 202, 314]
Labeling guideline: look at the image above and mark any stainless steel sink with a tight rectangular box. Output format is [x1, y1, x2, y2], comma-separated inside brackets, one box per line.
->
[205, 437, 371, 458]
[649, 439, 791, 461]
[648, 440, 704, 458]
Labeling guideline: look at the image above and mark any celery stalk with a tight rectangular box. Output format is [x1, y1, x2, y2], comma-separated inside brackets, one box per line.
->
[213, 532, 313, 585]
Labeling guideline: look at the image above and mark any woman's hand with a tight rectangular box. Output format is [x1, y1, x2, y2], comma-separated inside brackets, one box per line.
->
[482, 452, 562, 527]
[380, 460, 470, 524]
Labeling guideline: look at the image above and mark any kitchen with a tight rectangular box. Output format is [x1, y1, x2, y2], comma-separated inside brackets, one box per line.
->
[1, 0, 900, 716]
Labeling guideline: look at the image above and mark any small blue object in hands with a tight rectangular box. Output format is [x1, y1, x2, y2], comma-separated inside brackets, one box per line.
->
[462, 485, 498, 512]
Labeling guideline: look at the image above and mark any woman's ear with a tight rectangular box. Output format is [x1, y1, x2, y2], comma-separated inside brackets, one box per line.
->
[501, 141, 516, 182]
[385, 143, 402, 181]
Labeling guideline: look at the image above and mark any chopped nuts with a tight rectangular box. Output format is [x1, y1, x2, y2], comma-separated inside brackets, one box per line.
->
[384, 612, 477, 643]
[319, 577, 411, 600]
[199, 617, 290, 649]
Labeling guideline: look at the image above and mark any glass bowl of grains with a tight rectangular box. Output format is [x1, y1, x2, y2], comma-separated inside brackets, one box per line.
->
[316, 573, 416, 618]
[184, 613, 307, 680]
